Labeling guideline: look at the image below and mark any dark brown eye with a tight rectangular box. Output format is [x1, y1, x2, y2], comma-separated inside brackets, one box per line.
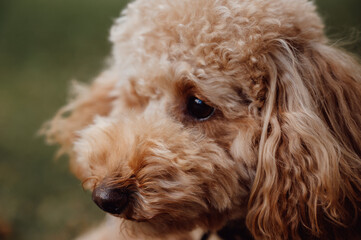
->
[186, 96, 215, 121]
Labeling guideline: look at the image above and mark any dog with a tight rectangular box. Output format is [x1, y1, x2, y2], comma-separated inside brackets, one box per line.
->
[42, 0, 361, 239]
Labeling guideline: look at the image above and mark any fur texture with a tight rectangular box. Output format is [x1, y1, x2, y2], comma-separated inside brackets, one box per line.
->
[42, 0, 361, 239]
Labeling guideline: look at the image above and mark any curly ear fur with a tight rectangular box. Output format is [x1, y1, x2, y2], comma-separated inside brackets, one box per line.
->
[247, 39, 361, 239]
[41, 70, 117, 178]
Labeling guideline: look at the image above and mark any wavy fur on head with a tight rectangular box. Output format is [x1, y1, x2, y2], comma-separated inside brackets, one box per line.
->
[42, 0, 361, 239]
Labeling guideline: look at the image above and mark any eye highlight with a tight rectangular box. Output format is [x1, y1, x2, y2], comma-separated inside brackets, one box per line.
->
[186, 96, 215, 121]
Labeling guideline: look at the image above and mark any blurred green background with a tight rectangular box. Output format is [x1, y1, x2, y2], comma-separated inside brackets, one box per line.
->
[0, 0, 360, 239]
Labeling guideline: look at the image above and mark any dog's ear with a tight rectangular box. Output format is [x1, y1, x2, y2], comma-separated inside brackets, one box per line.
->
[40, 70, 117, 178]
[246, 39, 361, 239]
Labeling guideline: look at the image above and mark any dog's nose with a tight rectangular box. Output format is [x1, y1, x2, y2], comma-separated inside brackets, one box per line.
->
[92, 185, 129, 215]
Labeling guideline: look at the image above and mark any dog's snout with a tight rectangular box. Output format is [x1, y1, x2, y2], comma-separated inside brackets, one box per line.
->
[92, 185, 129, 215]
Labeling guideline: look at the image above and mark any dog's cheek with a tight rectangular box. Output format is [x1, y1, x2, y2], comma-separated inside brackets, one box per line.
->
[131, 164, 209, 220]
[131, 173, 232, 232]
[230, 128, 259, 168]
[131, 142, 240, 220]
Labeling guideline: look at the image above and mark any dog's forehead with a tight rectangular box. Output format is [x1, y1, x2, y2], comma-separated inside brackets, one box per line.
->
[111, 0, 324, 59]
[111, 0, 324, 72]
[109, 0, 324, 115]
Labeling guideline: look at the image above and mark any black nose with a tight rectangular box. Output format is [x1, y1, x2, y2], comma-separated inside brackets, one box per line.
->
[92, 185, 129, 215]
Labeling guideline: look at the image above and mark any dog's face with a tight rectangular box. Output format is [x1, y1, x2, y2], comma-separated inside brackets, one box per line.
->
[74, 0, 324, 234]
[75, 2, 266, 233]
[47, 0, 361, 239]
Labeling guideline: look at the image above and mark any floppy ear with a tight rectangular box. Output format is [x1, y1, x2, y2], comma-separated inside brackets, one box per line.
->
[41, 70, 117, 178]
[246, 39, 361, 239]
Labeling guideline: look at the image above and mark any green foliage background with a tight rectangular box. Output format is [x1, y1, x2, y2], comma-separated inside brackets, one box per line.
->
[0, 0, 360, 239]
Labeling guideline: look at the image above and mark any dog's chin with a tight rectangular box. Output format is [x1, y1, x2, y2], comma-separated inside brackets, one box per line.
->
[117, 215, 200, 237]
[115, 205, 229, 237]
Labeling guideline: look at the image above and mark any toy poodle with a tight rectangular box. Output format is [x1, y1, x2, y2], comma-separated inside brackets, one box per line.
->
[43, 0, 361, 239]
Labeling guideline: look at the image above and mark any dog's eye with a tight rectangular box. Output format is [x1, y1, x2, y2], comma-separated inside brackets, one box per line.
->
[186, 96, 215, 121]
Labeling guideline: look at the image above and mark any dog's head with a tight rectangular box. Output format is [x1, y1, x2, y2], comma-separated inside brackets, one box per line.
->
[44, 0, 361, 239]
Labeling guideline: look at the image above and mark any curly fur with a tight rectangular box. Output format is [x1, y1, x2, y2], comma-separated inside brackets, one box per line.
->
[42, 0, 361, 239]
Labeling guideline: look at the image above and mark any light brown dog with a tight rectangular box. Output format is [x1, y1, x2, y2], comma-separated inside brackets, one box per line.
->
[43, 0, 361, 239]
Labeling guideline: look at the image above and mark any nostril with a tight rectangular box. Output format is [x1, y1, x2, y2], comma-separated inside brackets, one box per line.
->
[92, 185, 129, 215]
